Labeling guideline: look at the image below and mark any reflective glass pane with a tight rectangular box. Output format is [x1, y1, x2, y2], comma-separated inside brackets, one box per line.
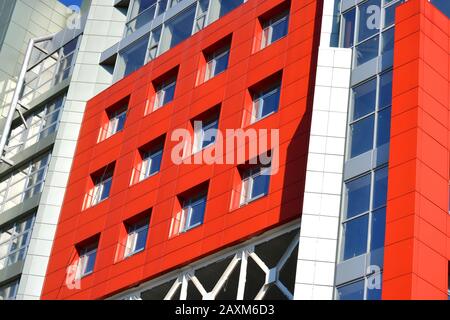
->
[121, 37, 149, 77]
[366, 275, 382, 300]
[85, 250, 97, 274]
[219, 0, 244, 17]
[259, 88, 280, 119]
[201, 120, 218, 149]
[381, 27, 395, 57]
[352, 78, 377, 120]
[163, 82, 176, 105]
[342, 214, 369, 260]
[379, 71, 393, 108]
[345, 174, 371, 219]
[384, 1, 402, 28]
[188, 197, 206, 228]
[114, 112, 127, 133]
[100, 178, 112, 201]
[147, 150, 163, 176]
[135, 227, 148, 252]
[270, 16, 288, 44]
[213, 50, 230, 76]
[342, 8, 356, 48]
[373, 167, 388, 209]
[358, 0, 381, 42]
[350, 115, 375, 158]
[370, 207, 386, 251]
[167, 6, 196, 48]
[376, 107, 391, 147]
[355, 35, 379, 66]
[251, 173, 270, 200]
[337, 280, 365, 300]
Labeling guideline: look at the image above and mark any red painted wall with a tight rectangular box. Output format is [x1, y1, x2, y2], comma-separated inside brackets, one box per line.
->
[41, 0, 322, 299]
[383, 0, 450, 299]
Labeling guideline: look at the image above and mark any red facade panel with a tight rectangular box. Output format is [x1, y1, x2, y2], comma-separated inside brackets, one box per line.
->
[41, 0, 322, 299]
[383, 0, 450, 299]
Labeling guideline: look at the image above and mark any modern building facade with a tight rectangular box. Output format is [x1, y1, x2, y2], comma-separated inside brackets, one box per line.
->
[0, 0, 449, 300]
[0, 0, 126, 300]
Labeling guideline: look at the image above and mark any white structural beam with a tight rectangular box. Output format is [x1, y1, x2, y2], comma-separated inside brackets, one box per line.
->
[294, 0, 352, 300]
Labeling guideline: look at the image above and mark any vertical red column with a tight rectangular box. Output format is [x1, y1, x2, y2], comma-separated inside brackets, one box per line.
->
[383, 0, 450, 299]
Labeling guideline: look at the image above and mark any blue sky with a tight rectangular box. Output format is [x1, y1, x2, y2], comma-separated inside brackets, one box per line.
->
[58, 0, 83, 7]
[431, 0, 450, 17]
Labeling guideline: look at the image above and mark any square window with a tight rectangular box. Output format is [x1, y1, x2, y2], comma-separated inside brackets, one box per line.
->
[205, 46, 230, 82]
[99, 100, 129, 142]
[154, 78, 176, 110]
[141, 148, 163, 180]
[85, 164, 115, 209]
[191, 106, 221, 154]
[0, 279, 19, 300]
[261, 11, 289, 49]
[344, 174, 371, 219]
[352, 79, 377, 121]
[181, 193, 207, 232]
[132, 136, 165, 185]
[124, 218, 149, 258]
[0, 214, 35, 271]
[193, 116, 219, 153]
[171, 184, 209, 236]
[199, 35, 232, 85]
[342, 214, 369, 260]
[107, 107, 127, 138]
[349, 115, 374, 158]
[77, 240, 98, 278]
[252, 85, 281, 123]
[240, 164, 271, 206]
[355, 35, 379, 67]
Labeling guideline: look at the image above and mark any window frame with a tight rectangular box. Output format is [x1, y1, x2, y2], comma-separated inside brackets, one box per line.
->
[204, 45, 230, 81]
[0, 214, 35, 271]
[240, 165, 271, 206]
[124, 219, 150, 258]
[5, 94, 65, 159]
[252, 85, 281, 124]
[181, 193, 207, 232]
[338, 0, 401, 68]
[0, 279, 19, 301]
[140, 148, 163, 181]
[77, 243, 98, 278]
[91, 176, 113, 207]
[154, 78, 176, 110]
[347, 70, 392, 160]
[102, 106, 128, 141]
[261, 11, 289, 49]
[340, 165, 388, 262]
[0, 152, 51, 213]
[193, 116, 219, 153]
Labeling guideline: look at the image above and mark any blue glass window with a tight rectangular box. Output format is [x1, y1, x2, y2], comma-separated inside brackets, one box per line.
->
[337, 280, 365, 300]
[350, 115, 375, 158]
[342, 215, 369, 260]
[345, 174, 371, 219]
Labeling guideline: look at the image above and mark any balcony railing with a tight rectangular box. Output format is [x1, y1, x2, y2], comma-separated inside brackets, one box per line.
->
[5, 94, 65, 159]
[19, 38, 78, 106]
[0, 153, 51, 214]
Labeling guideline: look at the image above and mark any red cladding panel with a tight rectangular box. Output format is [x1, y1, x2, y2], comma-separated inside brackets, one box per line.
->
[383, 0, 450, 300]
